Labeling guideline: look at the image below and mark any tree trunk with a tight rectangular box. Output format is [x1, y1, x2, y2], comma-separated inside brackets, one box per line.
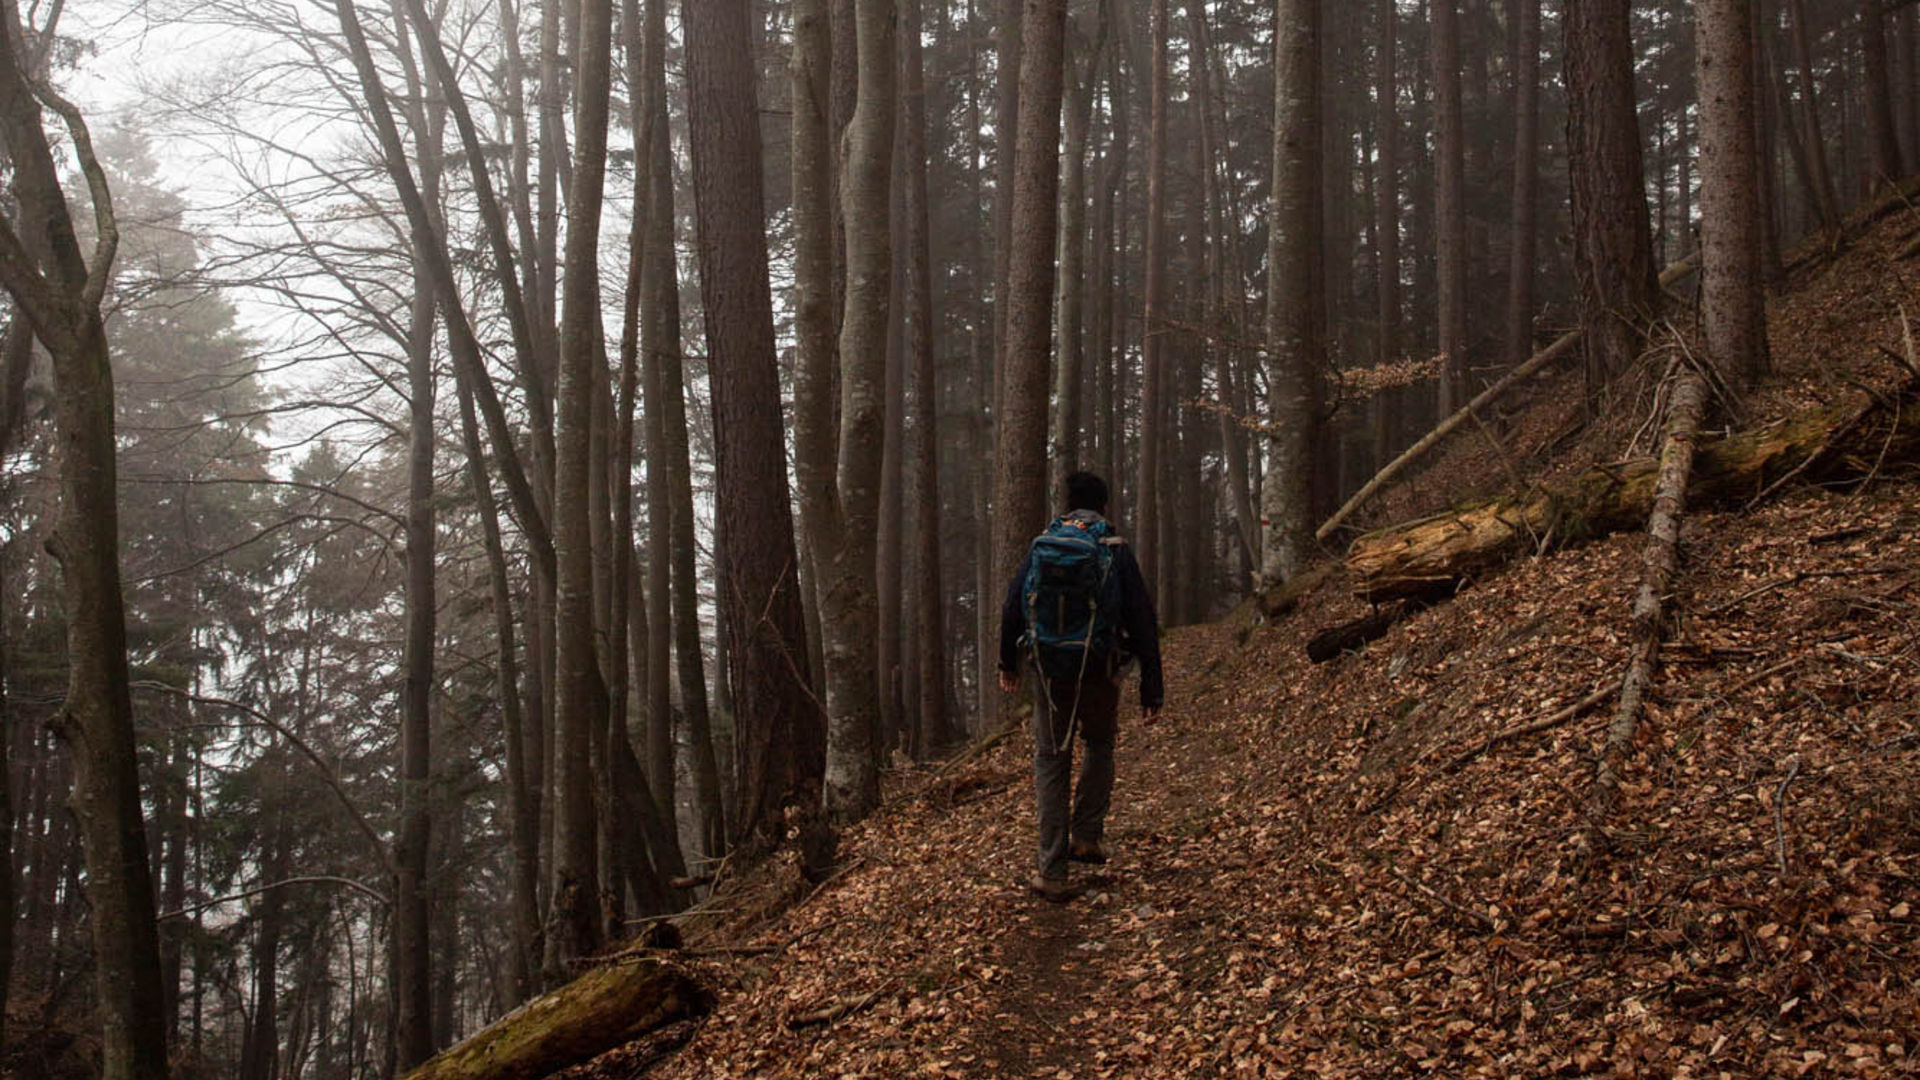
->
[1786, 0, 1843, 225]
[629, 0, 723, 862]
[1261, 0, 1324, 586]
[902, 0, 950, 757]
[0, 13, 170, 1080]
[685, 0, 826, 846]
[1861, 1, 1903, 187]
[1432, 0, 1469, 412]
[1051, 14, 1099, 487]
[1698, 0, 1772, 386]
[1374, 0, 1401, 364]
[454, 372, 539, 1002]
[1589, 368, 1707, 837]
[1565, 0, 1658, 393]
[994, 0, 1070, 646]
[546, 0, 616, 973]
[1138, 0, 1170, 595]
[393, 126, 440, 1069]
[0, 548, 13, 1057]
[1348, 383, 1920, 602]
[399, 961, 708, 1080]
[1504, 0, 1541, 370]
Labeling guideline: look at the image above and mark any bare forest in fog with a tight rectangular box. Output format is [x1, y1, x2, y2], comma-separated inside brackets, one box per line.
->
[2, 0, 1919, 1076]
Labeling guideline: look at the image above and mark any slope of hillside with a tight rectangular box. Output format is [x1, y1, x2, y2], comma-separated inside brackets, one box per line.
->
[553, 210, 1920, 1079]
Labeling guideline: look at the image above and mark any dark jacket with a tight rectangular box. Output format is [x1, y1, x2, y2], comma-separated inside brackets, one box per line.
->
[999, 512, 1164, 710]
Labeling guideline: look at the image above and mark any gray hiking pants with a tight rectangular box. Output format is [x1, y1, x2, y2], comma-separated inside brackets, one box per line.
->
[1031, 669, 1119, 882]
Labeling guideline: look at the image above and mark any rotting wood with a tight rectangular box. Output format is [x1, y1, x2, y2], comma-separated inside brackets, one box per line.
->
[1349, 381, 1920, 603]
[1305, 600, 1426, 663]
[1586, 365, 1708, 844]
[1317, 255, 1701, 543]
[399, 960, 709, 1080]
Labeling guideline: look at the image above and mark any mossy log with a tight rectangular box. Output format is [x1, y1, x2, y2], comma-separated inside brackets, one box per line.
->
[400, 960, 710, 1080]
[1349, 387, 1920, 602]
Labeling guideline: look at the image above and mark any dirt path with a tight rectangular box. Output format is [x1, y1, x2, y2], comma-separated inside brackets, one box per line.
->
[956, 692, 1258, 1079]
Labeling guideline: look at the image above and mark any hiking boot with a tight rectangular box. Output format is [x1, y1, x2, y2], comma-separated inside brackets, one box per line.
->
[1028, 874, 1080, 903]
[1068, 840, 1109, 865]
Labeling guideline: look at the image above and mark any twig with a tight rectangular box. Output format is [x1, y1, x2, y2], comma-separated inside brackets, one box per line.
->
[1705, 567, 1905, 615]
[787, 986, 888, 1029]
[1774, 756, 1802, 874]
[1381, 861, 1497, 932]
[1437, 683, 1616, 773]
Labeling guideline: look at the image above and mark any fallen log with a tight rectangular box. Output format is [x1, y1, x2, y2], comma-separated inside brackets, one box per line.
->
[1587, 367, 1707, 837]
[400, 960, 710, 1080]
[1348, 383, 1920, 603]
[1317, 256, 1700, 544]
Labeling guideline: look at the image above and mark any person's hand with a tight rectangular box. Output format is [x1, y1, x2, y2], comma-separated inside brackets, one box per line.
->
[997, 670, 1019, 694]
[1141, 705, 1162, 726]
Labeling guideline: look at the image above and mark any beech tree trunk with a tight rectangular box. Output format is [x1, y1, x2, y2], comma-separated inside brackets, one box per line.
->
[1698, 0, 1772, 386]
[1138, 0, 1170, 594]
[993, 0, 1069, 635]
[1432, 0, 1469, 412]
[902, 0, 952, 756]
[1051, 13, 1098, 483]
[1260, 0, 1324, 586]
[393, 95, 441, 1064]
[547, 0, 617, 971]
[1565, 0, 1658, 391]
[1504, 0, 1541, 370]
[1860, 0, 1903, 187]
[1374, 0, 1401, 364]
[1785, 0, 1843, 226]
[0, 12, 170, 1079]
[686, 0, 826, 846]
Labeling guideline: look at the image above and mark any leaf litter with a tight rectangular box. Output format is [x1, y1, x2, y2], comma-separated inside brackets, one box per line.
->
[566, 193, 1920, 1080]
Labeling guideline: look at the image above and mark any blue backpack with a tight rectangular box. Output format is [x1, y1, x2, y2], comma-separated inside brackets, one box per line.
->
[1021, 515, 1123, 680]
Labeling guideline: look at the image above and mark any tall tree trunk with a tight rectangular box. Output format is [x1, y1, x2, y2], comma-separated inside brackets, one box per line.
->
[1051, 14, 1099, 486]
[0, 12, 169, 1078]
[1261, 0, 1324, 586]
[1194, 3, 1255, 575]
[1753, 0, 1782, 280]
[994, 0, 1070, 642]
[1138, 0, 1170, 595]
[1374, 0, 1401, 364]
[1699, 0, 1772, 385]
[1504, 0, 1542, 369]
[902, 0, 950, 756]
[630, 0, 723, 861]
[822, 0, 894, 819]
[685, 0, 826, 846]
[454, 374, 538, 1003]
[1860, 0, 1902, 187]
[547, 0, 616, 972]
[1786, 0, 1842, 225]
[628, 0, 677, 842]
[393, 139, 440, 1071]
[993, 0, 1023, 408]
[0, 548, 12, 1057]
[1565, 0, 1658, 392]
[1432, 0, 1469, 412]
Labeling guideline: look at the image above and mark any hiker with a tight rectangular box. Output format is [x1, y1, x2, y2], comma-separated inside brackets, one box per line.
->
[998, 471, 1163, 902]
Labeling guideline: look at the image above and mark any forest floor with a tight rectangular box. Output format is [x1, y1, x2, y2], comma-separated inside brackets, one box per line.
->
[571, 210, 1920, 1077]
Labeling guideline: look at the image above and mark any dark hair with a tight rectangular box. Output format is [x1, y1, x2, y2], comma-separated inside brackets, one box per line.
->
[1065, 471, 1108, 513]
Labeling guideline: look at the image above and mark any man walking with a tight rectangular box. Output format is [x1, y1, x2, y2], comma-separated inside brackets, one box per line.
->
[998, 471, 1163, 901]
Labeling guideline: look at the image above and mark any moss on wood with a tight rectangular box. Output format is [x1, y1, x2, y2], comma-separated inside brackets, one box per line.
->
[1349, 391, 1920, 602]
